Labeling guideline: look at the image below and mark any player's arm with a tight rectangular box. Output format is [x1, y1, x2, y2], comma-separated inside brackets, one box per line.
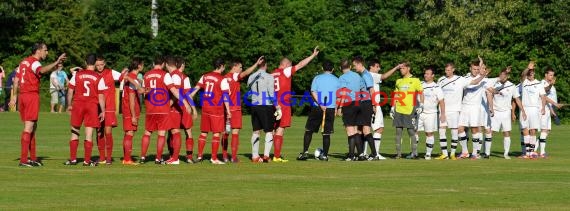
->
[380, 64, 402, 80]
[294, 46, 320, 71]
[39, 53, 67, 74]
[514, 97, 526, 120]
[486, 90, 494, 115]
[128, 89, 137, 125]
[98, 93, 106, 122]
[520, 61, 534, 83]
[239, 56, 264, 78]
[123, 74, 145, 93]
[67, 87, 74, 111]
[9, 75, 19, 107]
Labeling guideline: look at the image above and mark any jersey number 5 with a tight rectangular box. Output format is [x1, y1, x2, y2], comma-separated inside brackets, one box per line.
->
[83, 81, 91, 96]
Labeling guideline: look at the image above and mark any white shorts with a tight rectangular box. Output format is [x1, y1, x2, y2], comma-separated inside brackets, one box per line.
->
[439, 111, 459, 129]
[459, 105, 482, 127]
[520, 107, 540, 130]
[480, 105, 491, 129]
[418, 113, 438, 133]
[540, 107, 551, 130]
[371, 106, 384, 130]
[491, 110, 512, 132]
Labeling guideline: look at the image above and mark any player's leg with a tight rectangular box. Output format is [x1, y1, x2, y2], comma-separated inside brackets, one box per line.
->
[273, 106, 291, 161]
[230, 128, 240, 163]
[65, 126, 81, 165]
[363, 126, 377, 160]
[539, 110, 551, 157]
[483, 128, 493, 158]
[503, 131, 511, 159]
[221, 122, 230, 162]
[407, 127, 418, 159]
[156, 130, 167, 163]
[470, 126, 481, 159]
[18, 94, 38, 166]
[184, 129, 195, 163]
[140, 130, 151, 164]
[251, 130, 261, 162]
[425, 132, 435, 159]
[320, 108, 335, 161]
[165, 128, 182, 164]
[122, 130, 135, 164]
[371, 106, 385, 159]
[210, 113, 226, 164]
[96, 127, 106, 163]
[83, 126, 96, 166]
[197, 113, 209, 161]
[395, 127, 403, 158]
[28, 122, 40, 166]
[210, 132, 223, 164]
[299, 107, 319, 160]
[457, 126, 470, 158]
[346, 126, 358, 161]
[437, 126, 449, 159]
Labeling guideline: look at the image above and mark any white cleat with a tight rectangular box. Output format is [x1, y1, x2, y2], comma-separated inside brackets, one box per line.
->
[210, 159, 226, 165]
[504, 154, 511, 160]
[375, 154, 387, 160]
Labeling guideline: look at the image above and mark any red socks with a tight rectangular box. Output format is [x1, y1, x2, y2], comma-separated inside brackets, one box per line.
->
[171, 133, 181, 161]
[20, 132, 31, 163]
[274, 135, 283, 158]
[105, 133, 113, 162]
[84, 140, 93, 162]
[70, 139, 79, 161]
[97, 133, 106, 161]
[141, 134, 150, 158]
[157, 135, 166, 160]
[185, 138, 194, 156]
[30, 132, 37, 161]
[123, 134, 133, 162]
[211, 136, 220, 160]
[222, 133, 229, 159]
[198, 134, 207, 158]
[231, 134, 239, 160]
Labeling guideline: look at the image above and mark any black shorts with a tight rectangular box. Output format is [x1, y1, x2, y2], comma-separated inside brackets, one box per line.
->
[356, 100, 373, 126]
[393, 112, 416, 129]
[342, 103, 358, 126]
[305, 107, 335, 134]
[251, 105, 275, 132]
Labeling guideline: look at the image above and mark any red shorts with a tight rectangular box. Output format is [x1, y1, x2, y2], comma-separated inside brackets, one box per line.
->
[229, 109, 242, 129]
[168, 111, 182, 130]
[201, 112, 224, 133]
[275, 106, 292, 128]
[71, 102, 100, 128]
[145, 114, 169, 131]
[18, 93, 39, 122]
[122, 116, 139, 131]
[181, 110, 193, 129]
[102, 111, 118, 127]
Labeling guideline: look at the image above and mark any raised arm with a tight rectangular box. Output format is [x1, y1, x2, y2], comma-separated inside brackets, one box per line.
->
[380, 64, 402, 80]
[240, 56, 264, 78]
[39, 53, 67, 74]
[520, 61, 534, 83]
[294, 46, 319, 71]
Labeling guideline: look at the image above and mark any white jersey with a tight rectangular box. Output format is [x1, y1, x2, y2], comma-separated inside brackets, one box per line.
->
[370, 72, 382, 103]
[437, 75, 469, 112]
[462, 74, 486, 106]
[422, 81, 444, 114]
[491, 80, 517, 112]
[541, 80, 558, 108]
[514, 79, 545, 108]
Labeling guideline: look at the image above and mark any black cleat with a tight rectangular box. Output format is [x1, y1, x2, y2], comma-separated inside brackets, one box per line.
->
[357, 155, 368, 161]
[482, 154, 490, 159]
[316, 155, 329, 161]
[28, 160, 43, 167]
[64, 160, 78, 165]
[19, 162, 33, 167]
[139, 157, 147, 164]
[83, 161, 98, 166]
[154, 159, 165, 165]
[344, 156, 356, 161]
[296, 152, 309, 161]
[196, 157, 204, 162]
[186, 157, 197, 164]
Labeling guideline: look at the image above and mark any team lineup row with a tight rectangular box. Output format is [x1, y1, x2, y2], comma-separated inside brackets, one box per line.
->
[11, 43, 560, 167]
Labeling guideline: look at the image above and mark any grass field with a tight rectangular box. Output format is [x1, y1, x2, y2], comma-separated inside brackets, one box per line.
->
[1, 112, 570, 210]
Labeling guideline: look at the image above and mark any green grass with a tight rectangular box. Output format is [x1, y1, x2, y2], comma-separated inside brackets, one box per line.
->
[1, 112, 570, 210]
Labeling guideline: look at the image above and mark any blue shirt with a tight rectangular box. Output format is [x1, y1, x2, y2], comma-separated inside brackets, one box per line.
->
[360, 69, 374, 101]
[56, 70, 68, 86]
[311, 72, 340, 108]
[339, 70, 364, 103]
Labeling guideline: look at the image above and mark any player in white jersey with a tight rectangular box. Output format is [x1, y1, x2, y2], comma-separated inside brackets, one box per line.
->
[458, 58, 490, 160]
[364, 59, 399, 160]
[514, 61, 546, 159]
[538, 68, 562, 158]
[417, 67, 445, 160]
[437, 62, 486, 160]
[486, 68, 523, 159]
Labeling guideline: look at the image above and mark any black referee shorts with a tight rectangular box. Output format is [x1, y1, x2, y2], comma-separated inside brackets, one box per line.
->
[305, 107, 335, 134]
[342, 103, 358, 126]
[356, 100, 373, 126]
[251, 105, 275, 132]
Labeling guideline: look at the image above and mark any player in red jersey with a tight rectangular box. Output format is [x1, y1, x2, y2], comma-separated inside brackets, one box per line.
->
[175, 57, 199, 163]
[139, 56, 192, 164]
[220, 56, 264, 163]
[163, 56, 195, 165]
[64, 54, 107, 166]
[271, 46, 319, 162]
[9, 42, 66, 167]
[94, 56, 128, 164]
[121, 58, 144, 165]
[189, 58, 232, 164]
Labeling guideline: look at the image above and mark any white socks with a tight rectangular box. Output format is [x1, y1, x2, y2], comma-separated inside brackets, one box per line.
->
[263, 132, 273, 157]
[251, 133, 260, 158]
[503, 137, 511, 156]
[373, 132, 382, 155]
[459, 131, 468, 154]
[426, 136, 434, 157]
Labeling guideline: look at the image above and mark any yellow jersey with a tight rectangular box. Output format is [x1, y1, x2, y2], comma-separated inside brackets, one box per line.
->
[394, 76, 423, 115]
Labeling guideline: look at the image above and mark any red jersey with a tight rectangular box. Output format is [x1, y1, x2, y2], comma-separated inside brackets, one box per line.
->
[99, 69, 123, 112]
[168, 69, 186, 113]
[144, 68, 173, 114]
[225, 72, 243, 111]
[69, 69, 107, 104]
[121, 72, 141, 117]
[272, 66, 297, 105]
[196, 71, 229, 115]
[17, 56, 42, 94]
